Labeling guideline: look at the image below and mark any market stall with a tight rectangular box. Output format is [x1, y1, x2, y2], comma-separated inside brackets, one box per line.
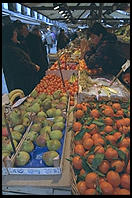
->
[2, 3, 130, 195]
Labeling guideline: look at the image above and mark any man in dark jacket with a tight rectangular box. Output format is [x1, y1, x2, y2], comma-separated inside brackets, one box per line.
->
[84, 22, 127, 76]
[57, 29, 70, 51]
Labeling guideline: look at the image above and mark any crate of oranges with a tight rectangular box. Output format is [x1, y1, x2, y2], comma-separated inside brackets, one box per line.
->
[67, 101, 130, 195]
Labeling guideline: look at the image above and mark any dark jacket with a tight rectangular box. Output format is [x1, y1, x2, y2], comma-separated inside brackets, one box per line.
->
[2, 41, 38, 95]
[24, 33, 49, 81]
[84, 32, 127, 75]
[57, 33, 70, 51]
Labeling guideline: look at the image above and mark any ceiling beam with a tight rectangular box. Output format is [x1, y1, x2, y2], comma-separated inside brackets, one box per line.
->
[52, 18, 130, 21]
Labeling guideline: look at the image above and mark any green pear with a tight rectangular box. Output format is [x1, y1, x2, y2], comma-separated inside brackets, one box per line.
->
[46, 95, 53, 100]
[53, 90, 62, 99]
[42, 151, 59, 166]
[35, 135, 46, 147]
[46, 108, 56, 117]
[15, 151, 30, 166]
[23, 102, 31, 108]
[8, 109, 22, 127]
[37, 111, 47, 118]
[52, 122, 65, 131]
[54, 109, 62, 117]
[13, 125, 25, 133]
[22, 117, 30, 127]
[47, 139, 61, 151]
[31, 98, 41, 105]
[27, 103, 41, 113]
[26, 131, 38, 142]
[38, 93, 47, 101]
[50, 130, 63, 140]
[31, 123, 41, 132]
[40, 126, 51, 135]
[2, 150, 11, 159]
[60, 96, 68, 104]
[21, 139, 34, 153]
[53, 116, 65, 123]
[3, 139, 18, 153]
[42, 99, 52, 111]
[11, 131, 22, 141]
[26, 96, 34, 103]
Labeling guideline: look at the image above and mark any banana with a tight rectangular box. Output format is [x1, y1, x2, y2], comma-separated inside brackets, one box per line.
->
[8, 89, 24, 99]
[10, 92, 25, 105]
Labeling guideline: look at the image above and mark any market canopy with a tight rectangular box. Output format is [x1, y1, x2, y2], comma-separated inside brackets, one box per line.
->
[21, 3, 130, 27]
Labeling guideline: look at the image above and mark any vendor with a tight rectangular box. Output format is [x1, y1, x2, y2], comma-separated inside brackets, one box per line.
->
[84, 22, 127, 76]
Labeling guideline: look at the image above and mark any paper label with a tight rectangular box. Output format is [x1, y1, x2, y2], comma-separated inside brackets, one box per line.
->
[122, 60, 130, 72]
[12, 96, 28, 108]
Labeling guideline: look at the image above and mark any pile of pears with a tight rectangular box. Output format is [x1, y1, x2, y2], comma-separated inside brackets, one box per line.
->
[3, 89, 68, 167]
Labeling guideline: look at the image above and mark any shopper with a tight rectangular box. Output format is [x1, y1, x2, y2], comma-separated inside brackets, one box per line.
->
[2, 23, 40, 96]
[84, 22, 127, 76]
[45, 29, 53, 54]
[57, 29, 70, 51]
[31, 27, 49, 81]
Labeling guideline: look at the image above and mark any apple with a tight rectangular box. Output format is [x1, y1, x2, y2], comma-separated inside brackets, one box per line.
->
[2, 127, 8, 137]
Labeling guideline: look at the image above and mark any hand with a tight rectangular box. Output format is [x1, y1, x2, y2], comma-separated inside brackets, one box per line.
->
[35, 65, 40, 71]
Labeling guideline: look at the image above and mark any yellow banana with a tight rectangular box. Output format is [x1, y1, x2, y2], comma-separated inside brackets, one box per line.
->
[10, 92, 24, 104]
[9, 89, 24, 99]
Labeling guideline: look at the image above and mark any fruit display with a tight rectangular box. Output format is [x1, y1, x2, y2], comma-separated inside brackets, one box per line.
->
[68, 101, 130, 195]
[115, 25, 130, 43]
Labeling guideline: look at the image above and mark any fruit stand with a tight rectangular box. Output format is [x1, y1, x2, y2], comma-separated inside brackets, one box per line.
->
[2, 36, 130, 195]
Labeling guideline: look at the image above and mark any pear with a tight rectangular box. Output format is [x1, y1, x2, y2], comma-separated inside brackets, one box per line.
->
[30, 89, 38, 98]
[23, 102, 31, 108]
[42, 151, 59, 166]
[35, 135, 46, 147]
[46, 95, 53, 100]
[52, 122, 65, 131]
[60, 96, 68, 104]
[22, 117, 30, 127]
[20, 139, 34, 153]
[8, 109, 22, 127]
[34, 116, 46, 124]
[30, 123, 41, 132]
[42, 99, 52, 111]
[31, 98, 41, 105]
[47, 139, 61, 151]
[2, 150, 11, 159]
[56, 102, 66, 110]
[23, 112, 31, 119]
[53, 90, 62, 99]
[26, 96, 34, 103]
[11, 131, 22, 141]
[50, 130, 63, 140]
[38, 93, 47, 101]
[46, 108, 56, 117]
[40, 126, 51, 135]
[13, 125, 25, 133]
[3, 139, 18, 153]
[15, 151, 30, 166]
[54, 109, 62, 117]
[27, 103, 41, 113]
[53, 116, 65, 123]
[26, 131, 38, 142]
[37, 111, 47, 118]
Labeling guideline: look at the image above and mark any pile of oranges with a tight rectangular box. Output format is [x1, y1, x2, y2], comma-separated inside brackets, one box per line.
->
[35, 74, 78, 103]
[71, 101, 130, 195]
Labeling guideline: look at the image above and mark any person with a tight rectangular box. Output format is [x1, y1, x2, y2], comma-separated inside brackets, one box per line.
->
[31, 27, 49, 81]
[2, 23, 40, 96]
[45, 29, 53, 54]
[84, 22, 127, 76]
[57, 29, 70, 51]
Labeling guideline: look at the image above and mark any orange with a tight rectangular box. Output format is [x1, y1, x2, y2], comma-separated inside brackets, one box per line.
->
[79, 168, 86, 176]
[105, 135, 116, 145]
[70, 100, 74, 106]
[74, 144, 85, 156]
[100, 181, 114, 195]
[99, 160, 110, 174]
[88, 124, 98, 135]
[116, 119, 125, 128]
[111, 160, 125, 173]
[73, 122, 82, 132]
[76, 104, 82, 109]
[74, 139, 83, 145]
[104, 117, 113, 125]
[72, 156, 82, 170]
[123, 118, 130, 126]
[93, 138, 104, 146]
[120, 173, 130, 190]
[84, 189, 98, 195]
[98, 177, 105, 185]
[119, 126, 129, 135]
[105, 147, 118, 161]
[126, 160, 130, 174]
[90, 109, 100, 118]
[112, 103, 121, 110]
[85, 172, 98, 189]
[77, 181, 87, 195]
[118, 138, 129, 148]
[81, 105, 87, 112]
[74, 110, 84, 119]
[82, 132, 91, 142]
[126, 137, 130, 146]
[87, 154, 95, 164]
[94, 145, 105, 154]
[113, 187, 121, 195]
[117, 188, 130, 195]
[115, 109, 124, 117]
[104, 125, 113, 133]
[83, 138, 94, 150]
[113, 132, 122, 141]
[103, 108, 114, 117]
[106, 170, 120, 187]
[84, 151, 89, 158]
[92, 133, 101, 140]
